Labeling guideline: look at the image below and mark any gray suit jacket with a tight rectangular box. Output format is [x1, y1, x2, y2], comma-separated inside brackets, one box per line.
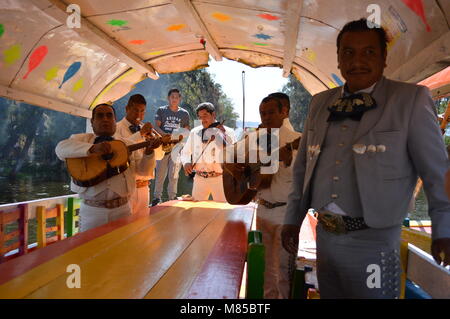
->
[285, 76, 450, 239]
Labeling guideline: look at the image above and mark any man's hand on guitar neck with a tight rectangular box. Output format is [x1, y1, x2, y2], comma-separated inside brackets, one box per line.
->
[88, 142, 112, 156]
[144, 136, 162, 155]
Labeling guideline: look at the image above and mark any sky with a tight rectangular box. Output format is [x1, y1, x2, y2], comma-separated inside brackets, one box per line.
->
[206, 58, 288, 126]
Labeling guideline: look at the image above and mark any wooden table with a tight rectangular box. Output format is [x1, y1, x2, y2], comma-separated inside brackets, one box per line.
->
[0, 201, 255, 299]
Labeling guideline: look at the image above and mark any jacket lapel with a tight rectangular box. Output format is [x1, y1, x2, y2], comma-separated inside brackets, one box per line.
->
[352, 77, 388, 142]
[313, 88, 341, 147]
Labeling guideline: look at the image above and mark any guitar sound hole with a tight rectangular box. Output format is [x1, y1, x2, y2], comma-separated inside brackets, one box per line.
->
[102, 153, 114, 161]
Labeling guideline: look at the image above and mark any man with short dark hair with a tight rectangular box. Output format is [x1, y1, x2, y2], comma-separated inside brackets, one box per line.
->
[282, 18, 450, 298]
[116, 94, 164, 215]
[181, 102, 235, 202]
[152, 89, 190, 205]
[268, 92, 295, 131]
[56, 103, 160, 231]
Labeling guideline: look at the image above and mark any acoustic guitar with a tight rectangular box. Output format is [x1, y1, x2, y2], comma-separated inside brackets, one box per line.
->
[223, 135, 301, 205]
[66, 135, 183, 187]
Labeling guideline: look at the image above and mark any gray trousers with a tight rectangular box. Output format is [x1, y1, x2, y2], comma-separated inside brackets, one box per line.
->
[316, 223, 402, 299]
[154, 153, 181, 199]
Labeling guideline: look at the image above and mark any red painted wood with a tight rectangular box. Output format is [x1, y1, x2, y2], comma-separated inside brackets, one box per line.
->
[0, 204, 169, 285]
[186, 206, 254, 299]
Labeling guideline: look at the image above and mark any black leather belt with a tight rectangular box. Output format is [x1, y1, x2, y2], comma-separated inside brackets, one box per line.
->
[317, 211, 369, 234]
[258, 198, 287, 209]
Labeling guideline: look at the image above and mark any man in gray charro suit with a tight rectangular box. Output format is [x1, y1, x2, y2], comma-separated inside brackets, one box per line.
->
[282, 19, 450, 298]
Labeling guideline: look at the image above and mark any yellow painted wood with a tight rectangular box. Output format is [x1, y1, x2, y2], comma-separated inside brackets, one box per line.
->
[399, 240, 409, 299]
[25, 207, 218, 298]
[144, 210, 229, 298]
[0, 207, 176, 298]
[401, 227, 431, 254]
[57, 204, 64, 241]
[36, 206, 46, 248]
[408, 220, 431, 227]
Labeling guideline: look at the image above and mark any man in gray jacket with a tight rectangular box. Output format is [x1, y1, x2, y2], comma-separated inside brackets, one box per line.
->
[282, 19, 450, 298]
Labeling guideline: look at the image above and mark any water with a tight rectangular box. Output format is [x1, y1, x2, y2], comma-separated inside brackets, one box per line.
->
[0, 176, 73, 204]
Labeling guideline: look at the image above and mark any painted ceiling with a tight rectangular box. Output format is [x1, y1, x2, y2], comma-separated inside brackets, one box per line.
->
[0, 0, 448, 118]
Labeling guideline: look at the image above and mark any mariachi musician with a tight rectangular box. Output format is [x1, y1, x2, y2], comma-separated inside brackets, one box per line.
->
[181, 102, 235, 202]
[225, 95, 301, 299]
[55, 103, 161, 232]
[115, 94, 164, 215]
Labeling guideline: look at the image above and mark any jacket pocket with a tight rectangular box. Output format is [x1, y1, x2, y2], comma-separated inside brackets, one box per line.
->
[373, 131, 411, 179]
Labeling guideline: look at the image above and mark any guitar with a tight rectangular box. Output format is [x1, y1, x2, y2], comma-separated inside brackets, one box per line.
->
[222, 135, 301, 205]
[66, 135, 183, 187]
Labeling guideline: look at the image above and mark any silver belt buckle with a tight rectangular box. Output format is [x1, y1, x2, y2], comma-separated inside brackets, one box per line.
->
[318, 212, 347, 234]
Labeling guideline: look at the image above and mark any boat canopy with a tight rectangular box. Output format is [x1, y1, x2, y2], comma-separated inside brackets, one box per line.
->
[0, 0, 449, 118]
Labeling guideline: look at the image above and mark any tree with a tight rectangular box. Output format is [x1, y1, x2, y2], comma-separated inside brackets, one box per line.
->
[282, 75, 312, 132]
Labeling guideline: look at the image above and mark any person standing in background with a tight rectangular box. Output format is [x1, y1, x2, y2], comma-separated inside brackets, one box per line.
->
[152, 88, 190, 206]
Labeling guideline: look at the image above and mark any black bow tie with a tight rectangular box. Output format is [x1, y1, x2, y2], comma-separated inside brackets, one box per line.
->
[327, 92, 377, 122]
[94, 135, 114, 144]
[129, 124, 141, 133]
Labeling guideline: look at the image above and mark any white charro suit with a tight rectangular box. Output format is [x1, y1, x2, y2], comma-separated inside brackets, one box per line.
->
[285, 76, 450, 298]
[56, 133, 156, 231]
[115, 118, 164, 214]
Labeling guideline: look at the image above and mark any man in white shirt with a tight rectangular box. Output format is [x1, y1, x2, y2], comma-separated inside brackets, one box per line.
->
[115, 94, 164, 215]
[268, 92, 295, 131]
[181, 102, 235, 202]
[56, 103, 160, 232]
[226, 96, 301, 298]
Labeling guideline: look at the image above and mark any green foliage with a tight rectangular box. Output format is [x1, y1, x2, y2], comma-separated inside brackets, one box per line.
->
[114, 69, 239, 129]
[281, 75, 312, 132]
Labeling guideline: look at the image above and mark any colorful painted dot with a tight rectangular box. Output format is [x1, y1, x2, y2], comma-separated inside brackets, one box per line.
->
[253, 33, 272, 40]
[331, 73, 344, 86]
[257, 13, 280, 21]
[252, 42, 269, 46]
[328, 82, 337, 88]
[72, 78, 84, 92]
[0, 24, 4, 38]
[167, 24, 185, 31]
[306, 50, 316, 62]
[129, 40, 147, 45]
[45, 66, 59, 82]
[3, 44, 21, 66]
[146, 50, 164, 56]
[234, 45, 249, 50]
[107, 19, 128, 27]
[212, 12, 231, 22]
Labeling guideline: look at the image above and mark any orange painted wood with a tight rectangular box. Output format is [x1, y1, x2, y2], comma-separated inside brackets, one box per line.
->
[24, 207, 218, 298]
[0, 209, 177, 298]
[2, 210, 21, 224]
[186, 205, 254, 299]
[0, 204, 29, 263]
[145, 210, 230, 298]
[0, 205, 169, 286]
[36, 204, 64, 248]
[0, 201, 255, 299]
[4, 231, 20, 242]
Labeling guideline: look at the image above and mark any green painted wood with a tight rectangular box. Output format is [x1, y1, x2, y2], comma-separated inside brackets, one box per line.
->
[246, 230, 265, 299]
[66, 197, 80, 237]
